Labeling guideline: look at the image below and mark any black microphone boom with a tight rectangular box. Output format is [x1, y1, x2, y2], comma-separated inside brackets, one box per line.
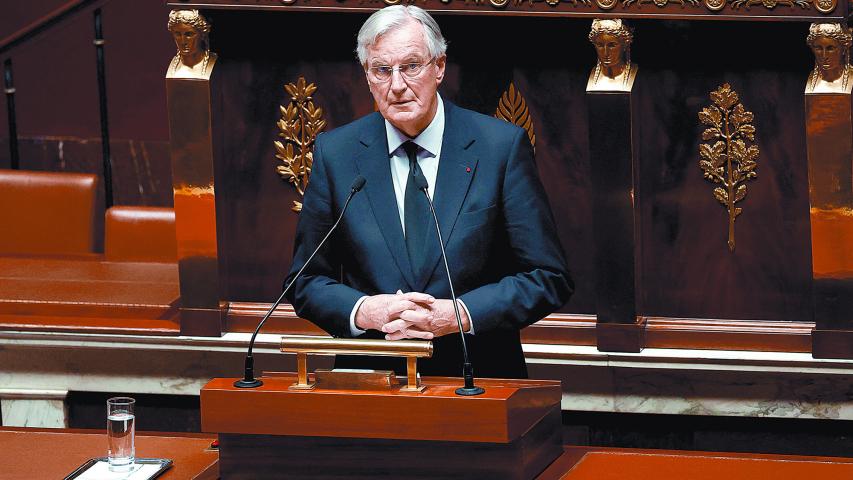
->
[414, 172, 485, 396]
[234, 175, 366, 388]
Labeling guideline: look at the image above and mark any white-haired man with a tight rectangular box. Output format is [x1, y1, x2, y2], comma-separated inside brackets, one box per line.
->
[286, 5, 572, 378]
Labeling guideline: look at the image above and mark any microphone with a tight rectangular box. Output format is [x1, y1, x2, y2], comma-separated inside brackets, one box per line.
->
[234, 175, 367, 388]
[414, 172, 485, 396]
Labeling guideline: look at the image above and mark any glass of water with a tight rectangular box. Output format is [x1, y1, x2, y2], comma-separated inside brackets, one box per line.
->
[107, 397, 136, 469]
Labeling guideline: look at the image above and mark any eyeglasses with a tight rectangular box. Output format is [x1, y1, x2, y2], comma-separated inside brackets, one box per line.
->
[367, 58, 436, 83]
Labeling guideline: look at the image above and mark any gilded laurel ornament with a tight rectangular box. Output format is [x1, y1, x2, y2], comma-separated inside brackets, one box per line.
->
[495, 82, 536, 154]
[274, 77, 327, 213]
[698, 84, 759, 252]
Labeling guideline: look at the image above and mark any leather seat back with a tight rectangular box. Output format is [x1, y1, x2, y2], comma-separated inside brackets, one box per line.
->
[0, 169, 100, 255]
[105, 206, 177, 262]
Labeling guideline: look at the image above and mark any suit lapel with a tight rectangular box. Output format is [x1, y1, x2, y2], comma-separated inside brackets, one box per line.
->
[355, 114, 417, 291]
[415, 102, 478, 292]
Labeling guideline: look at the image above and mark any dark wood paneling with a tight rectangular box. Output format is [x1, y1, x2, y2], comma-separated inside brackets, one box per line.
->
[632, 20, 813, 322]
[0, 2, 69, 41]
[226, 301, 325, 334]
[507, 22, 596, 314]
[208, 11, 373, 302]
[0, 137, 173, 207]
[646, 317, 812, 352]
[203, 14, 815, 326]
[812, 328, 853, 359]
[596, 318, 646, 352]
[441, 16, 596, 313]
[0, 0, 174, 141]
[588, 92, 638, 325]
[521, 314, 598, 346]
[208, 13, 598, 312]
[812, 277, 853, 330]
[219, 417, 561, 480]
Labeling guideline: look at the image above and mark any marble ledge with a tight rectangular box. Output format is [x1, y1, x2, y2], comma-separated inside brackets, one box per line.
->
[1, 330, 851, 375]
[2, 330, 853, 421]
[1, 398, 67, 428]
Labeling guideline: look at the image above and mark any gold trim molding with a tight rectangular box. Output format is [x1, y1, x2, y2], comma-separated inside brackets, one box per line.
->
[495, 82, 536, 154]
[169, 0, 838, 14]
[698, 83, 759, 252]
[274, 77, 327, 213]
[384, 0, 828, 11]
[729, 0, 810, 8]
[623, 0, 698, 7]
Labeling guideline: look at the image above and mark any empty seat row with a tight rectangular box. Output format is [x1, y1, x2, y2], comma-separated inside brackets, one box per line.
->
[0, 169, 177, 262]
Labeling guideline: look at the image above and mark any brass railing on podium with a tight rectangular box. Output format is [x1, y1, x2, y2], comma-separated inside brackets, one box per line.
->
[280, 336, 433, 392]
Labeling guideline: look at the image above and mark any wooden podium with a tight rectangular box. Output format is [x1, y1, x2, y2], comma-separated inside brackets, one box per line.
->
[201, 374, 562, 479]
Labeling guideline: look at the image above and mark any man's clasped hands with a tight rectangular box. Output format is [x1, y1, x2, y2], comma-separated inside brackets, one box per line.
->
[354, 291, 471, 340]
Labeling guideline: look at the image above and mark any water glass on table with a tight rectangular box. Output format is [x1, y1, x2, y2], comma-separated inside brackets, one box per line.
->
[107, 396, 136, 470]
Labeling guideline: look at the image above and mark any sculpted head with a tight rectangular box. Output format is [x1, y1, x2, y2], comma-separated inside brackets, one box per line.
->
[357, 6, 447, 138]
[807, 23, 852, 82]
[167, 10, 211, 66]
[589, 19, 633, 77]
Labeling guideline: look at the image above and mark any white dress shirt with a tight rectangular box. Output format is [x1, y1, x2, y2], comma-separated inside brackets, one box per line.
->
[349, 94, 473, 337]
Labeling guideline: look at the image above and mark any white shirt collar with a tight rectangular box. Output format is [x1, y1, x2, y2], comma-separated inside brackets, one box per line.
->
[384, 93, 444, 157]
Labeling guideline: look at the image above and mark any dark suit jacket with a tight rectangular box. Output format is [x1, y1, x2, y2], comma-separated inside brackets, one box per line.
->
[286, 100, 572, 379]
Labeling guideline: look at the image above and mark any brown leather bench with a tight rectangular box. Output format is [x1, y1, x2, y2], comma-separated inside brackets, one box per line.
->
[105, 206, 177, 263]
[0, 172, 180, 334]
[0, 169, 100, 256]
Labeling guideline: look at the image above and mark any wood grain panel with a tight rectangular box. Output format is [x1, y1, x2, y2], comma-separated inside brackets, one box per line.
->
[201, 375, 561, 443]
[218, 410, 561, 480]
[203, 13, 815, 327]
[632, 21, 813, 322]
[0, 428, 217, 480]
[564, 450, 853, 479]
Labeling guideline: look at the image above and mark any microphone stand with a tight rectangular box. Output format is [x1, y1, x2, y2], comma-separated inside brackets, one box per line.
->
[416, 176, 485, 396]
[234, 176, 366, 388]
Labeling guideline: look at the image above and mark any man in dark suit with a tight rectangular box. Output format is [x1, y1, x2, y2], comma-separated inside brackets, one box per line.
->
[286, 5, 572, 379]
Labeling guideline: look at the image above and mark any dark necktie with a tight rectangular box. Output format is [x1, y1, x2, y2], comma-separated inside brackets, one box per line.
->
[403, 141, 429, 280]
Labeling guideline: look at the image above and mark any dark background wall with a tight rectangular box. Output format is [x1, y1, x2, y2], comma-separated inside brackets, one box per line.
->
[0, 5, 818, 320]
[204, 11, 815, 321]
[0, 0, 176, 206]
[2, 4, 843, 459]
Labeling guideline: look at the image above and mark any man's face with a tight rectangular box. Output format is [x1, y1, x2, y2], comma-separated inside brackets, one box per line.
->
[593, 33, 625, 70]
[365, 20, 446, 138]
[812, 36, 843, 75]
[172, 24, 201, 58]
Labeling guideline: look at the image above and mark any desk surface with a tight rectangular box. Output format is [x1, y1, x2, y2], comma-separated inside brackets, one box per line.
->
[0, 256, 180, 334]
[3, 427, 853, 479]
[539, 446, 853, 480]
[0, 428, 218, 480]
